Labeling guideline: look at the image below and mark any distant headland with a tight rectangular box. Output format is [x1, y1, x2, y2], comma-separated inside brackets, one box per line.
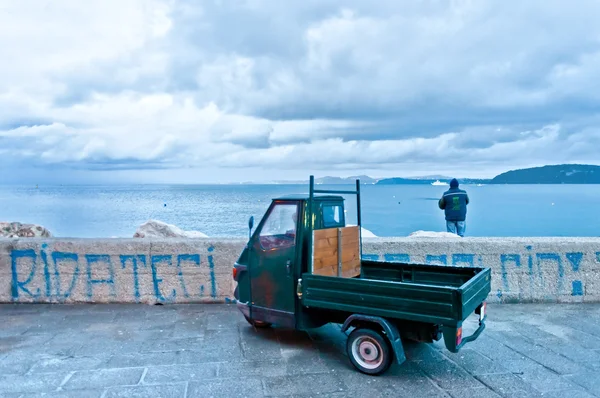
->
[252, 164, 600, 185]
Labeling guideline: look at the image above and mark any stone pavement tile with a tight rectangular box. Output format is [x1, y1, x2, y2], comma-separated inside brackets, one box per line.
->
[0, 304, 53, 315]
[188, 377, 264, 397]
[171, 320, 207, 338]
[206, 312, 243, 330]
[565, 318, 600, 339]
[0, 393, 24, 398]
[104, 383, 187, 398]
[64, 312, 117, 326]
[442, 349, 508, 375]
[0, 314, 40, 336]
[585, 359, 600, 371]
[509, 364, 583, 393]
[143, 363, 218, 384]
[312, 338, 346, 362]
[113, 311, 149, 323]
[62, 368, 144, 391]
[341, 371, 447, 397]
[474, 373, 543, 397]
[469, 338, 528, 362]
[218, 359, 288, 378]
[263, 373, 346, 396]
[28, 355, 106, 374]
[559, 329, 600, 349]
[540, 389, 597, 398]
[177, 346, 243, 364]
[87, 324, 175, 343]
[500, 358, 552, 374]
[275, 329, 314, 350]
[506, 345, 585, 375]
[138, 318, 181, 333]
[509, 323, 564, 342]
[486, 331, 537, 352]
[70, 340, 145, 357]
[543, 342, 600, 363]
[415, 352, 485, 390]
[204, 328, 239, 344]
[1, 334, 56, 353]
[140, 337, 204, 353]
[566, 371, 600, 395]
[447, 387, 501, 398]
[240, 337, 284, 361]
[0, 372, 66, 394]
[145, 309, 179, 323]
[0, 354, 38, 375]
[20, 390, 103, 398]
[106, 351, 182, 368]
[282, 352, 336, 375]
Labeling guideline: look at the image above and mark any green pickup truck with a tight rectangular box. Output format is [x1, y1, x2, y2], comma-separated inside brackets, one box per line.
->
[233, 176, 491, 375]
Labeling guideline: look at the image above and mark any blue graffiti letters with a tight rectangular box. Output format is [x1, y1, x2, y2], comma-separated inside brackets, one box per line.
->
[85, 254, 116, 298]
[151, 255, 176, 303]
[11, 249, 41, 299]
[120, 255, 146, 302]
[10, 246, 218, 303]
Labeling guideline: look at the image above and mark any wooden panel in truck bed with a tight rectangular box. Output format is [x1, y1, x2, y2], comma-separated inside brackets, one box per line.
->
[312, 226, 360, 278]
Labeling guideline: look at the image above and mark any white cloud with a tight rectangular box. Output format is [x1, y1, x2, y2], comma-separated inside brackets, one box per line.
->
[1, 0, 600, 183]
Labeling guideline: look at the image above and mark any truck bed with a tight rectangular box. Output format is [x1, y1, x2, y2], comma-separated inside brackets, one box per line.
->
[300, 260, 491, 327]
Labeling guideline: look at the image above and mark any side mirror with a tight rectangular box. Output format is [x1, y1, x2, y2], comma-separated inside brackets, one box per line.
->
[248, 216, 254, 236]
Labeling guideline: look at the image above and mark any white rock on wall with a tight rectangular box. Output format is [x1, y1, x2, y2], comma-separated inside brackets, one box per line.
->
[348, 224, 377, 238]
[407, 230, 461, 238]
[361, 227, 377, 238]
[133, 220, 209, 238]
[0, 222, 53, 238]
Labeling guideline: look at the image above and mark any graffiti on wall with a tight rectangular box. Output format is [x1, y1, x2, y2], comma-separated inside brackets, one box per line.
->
[363, 248, 600, 298]
[10, 244, 218, 303]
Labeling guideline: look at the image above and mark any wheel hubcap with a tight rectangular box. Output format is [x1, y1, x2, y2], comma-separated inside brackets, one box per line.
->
[352, 336, 384, 370]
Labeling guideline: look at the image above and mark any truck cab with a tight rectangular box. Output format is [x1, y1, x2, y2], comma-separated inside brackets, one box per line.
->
[233, 193, 347, 330]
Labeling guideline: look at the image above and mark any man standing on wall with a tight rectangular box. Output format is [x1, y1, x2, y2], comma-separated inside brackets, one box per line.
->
[438, 178, 469, 237]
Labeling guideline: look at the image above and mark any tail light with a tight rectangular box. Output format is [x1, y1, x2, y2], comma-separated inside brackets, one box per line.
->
[456, 327, 463, 346]
[232, 267, 238, 280]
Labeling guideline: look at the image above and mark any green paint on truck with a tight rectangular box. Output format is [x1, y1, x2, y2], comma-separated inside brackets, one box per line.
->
[233, 176, 491, 375]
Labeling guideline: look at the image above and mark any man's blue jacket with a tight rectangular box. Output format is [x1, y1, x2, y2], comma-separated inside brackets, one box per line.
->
[438, 187, 469, 221]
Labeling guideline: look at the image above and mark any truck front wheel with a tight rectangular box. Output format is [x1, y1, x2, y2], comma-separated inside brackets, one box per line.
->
[347, 328, 393, 375]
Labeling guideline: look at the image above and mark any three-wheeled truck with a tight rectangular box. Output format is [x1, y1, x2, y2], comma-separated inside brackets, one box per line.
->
[232, 176, 491, 375]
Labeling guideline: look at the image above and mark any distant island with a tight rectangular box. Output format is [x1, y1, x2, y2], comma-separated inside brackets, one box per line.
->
[246, 164, 600, 185]
[377, 164, 600, 185]
[490, 164, 600, 184]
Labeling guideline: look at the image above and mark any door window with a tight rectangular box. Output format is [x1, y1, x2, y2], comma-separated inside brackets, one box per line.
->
[322, 203, 343, 228]
[259, 203, 298, 250]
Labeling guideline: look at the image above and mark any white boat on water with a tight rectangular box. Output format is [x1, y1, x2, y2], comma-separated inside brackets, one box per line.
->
[431, 180, 448, 186]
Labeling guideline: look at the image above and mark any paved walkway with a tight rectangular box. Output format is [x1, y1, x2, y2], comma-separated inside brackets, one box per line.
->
[1, 303, 599, 397]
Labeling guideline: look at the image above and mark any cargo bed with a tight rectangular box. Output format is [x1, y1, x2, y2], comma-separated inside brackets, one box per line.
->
[300, 260, 490, 351]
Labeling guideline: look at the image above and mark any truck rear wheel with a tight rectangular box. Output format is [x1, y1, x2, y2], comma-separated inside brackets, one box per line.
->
[347, 328, 393, 375]
[244, 315, 272, 329]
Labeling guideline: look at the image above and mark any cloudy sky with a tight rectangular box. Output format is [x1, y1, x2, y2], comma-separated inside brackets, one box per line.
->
[1, 0, 599, 184]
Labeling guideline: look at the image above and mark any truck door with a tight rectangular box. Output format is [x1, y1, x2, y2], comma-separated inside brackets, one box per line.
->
[249, 200, 299, 328]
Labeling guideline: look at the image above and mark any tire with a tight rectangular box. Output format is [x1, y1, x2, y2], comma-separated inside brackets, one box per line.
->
[244, 315, 272, 329]
[346, 328, 393, 375]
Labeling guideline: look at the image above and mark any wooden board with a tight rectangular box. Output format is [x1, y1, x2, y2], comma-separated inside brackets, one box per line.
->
[312, 226, 360, 278]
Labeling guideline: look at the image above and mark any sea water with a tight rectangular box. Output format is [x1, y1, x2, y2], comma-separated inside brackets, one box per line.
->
[0, 184, 599, 238]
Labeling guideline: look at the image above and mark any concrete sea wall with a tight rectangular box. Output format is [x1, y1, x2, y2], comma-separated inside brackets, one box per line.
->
[1, 237, 599, 304]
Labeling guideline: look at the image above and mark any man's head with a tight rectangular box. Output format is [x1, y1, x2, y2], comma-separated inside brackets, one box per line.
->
[450, 178, 459, 188]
